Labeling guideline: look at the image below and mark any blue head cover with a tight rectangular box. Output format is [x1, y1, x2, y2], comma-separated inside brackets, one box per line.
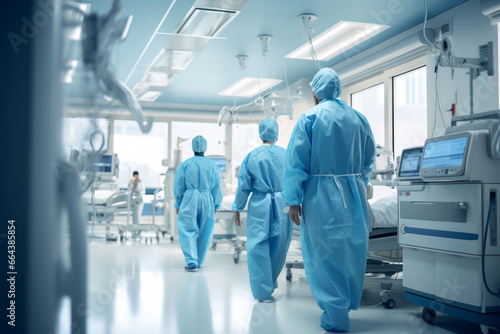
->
[310, 68, 342, 100]
[259, 118, 279, 143]
[192, 135, 207, 153]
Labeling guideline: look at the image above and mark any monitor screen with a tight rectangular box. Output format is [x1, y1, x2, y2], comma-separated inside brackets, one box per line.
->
[86, 155, 113, 173]
[210, 158, 227, 173]
[399, 147, 423, 178]
[421, 137, 468, 169]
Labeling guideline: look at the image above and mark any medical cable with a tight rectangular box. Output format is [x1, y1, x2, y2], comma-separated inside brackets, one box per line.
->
[435, 67, 446, 133]
[307, 32, 322, 70]
[361, 271, 401, 308]
[283, 60, 291, 99]
[432, 66, 446, 137]
[300, 15, 321, 70]
[422, 0, 435, 46]
[87, 127, 105, 244]
[482, 198, 500, 298]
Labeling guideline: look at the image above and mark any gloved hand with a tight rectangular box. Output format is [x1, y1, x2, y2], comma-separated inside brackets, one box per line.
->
[234, 211, 241, 226]
[289, 205, 302, 226]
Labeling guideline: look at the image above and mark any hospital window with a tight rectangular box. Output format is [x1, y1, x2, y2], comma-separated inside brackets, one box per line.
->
[113, 120, 169, 188]
[393, 66, 427, 158]
[351, 83, 385, 146]
[230, 123, 261, 186]
[171, 121, 226, 162]
[62, 117, 109, 158]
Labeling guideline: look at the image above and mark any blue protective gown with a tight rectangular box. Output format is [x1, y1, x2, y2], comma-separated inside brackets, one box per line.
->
[174, 155, 223, 267]
[283, 99, 376, 332]
[232, 144, 293, 301]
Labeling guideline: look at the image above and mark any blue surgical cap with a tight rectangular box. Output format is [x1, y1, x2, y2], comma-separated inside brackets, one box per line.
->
[310, 68, 342, 100]
[259, 118, 279, 143]
[192, 135, 207, 153]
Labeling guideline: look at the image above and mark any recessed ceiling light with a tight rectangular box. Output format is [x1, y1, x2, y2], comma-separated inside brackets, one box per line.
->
[138, 91, 164, 101]
[132, 70, 178, 101]
[218, 77, 283, 98]
[286, 21, 389, 61]
[176, 8, 238, 37]
[151, 49, 195, 71]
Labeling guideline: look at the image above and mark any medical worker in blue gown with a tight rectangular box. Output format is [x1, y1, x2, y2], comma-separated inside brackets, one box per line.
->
[174, 135, 223, 272]
[283, 68, 376, 332]
[232, 119, 293, 302]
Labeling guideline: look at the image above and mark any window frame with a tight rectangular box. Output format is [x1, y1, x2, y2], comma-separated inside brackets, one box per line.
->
[342, 56, 426, 155]
[391, 65, 428, 157]
[349, 81, 386, 148]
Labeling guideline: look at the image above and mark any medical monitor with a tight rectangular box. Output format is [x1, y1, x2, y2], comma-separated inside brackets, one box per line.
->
[398, 146, 423, 179]
[85, 152, 119, 179]
[420, 133, 470, 178]
[207, 155, 227, 173]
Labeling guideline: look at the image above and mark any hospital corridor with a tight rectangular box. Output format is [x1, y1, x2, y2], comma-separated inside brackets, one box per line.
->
[80, 238, 482, 334]
[2, 0, 500, 333]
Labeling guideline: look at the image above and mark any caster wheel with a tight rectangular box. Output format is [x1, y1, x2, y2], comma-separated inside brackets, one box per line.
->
[481, 325, 499, 334]
[286, 274, 292, 282]
[212, 244, 217, 251]
[170, 236, 174, 242]
[422, 308, 436, 324]
[162, 232, 166, 237]
[383, 298, 396, 309]
[233, 253, 240, 264]
[156, 236, 160, 243]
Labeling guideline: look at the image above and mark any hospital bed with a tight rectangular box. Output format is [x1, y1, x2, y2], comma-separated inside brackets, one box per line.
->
[212, 194, 248, 263]
[87, 189, 162, 243]
[284, 189, 402, 307]
[285, 189, 400, 275]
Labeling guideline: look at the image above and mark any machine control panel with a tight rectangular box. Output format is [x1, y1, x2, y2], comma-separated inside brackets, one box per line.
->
[420, 133, 470, 179]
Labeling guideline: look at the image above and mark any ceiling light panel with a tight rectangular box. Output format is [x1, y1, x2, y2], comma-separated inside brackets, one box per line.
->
[138, 91, 164, 101]
[176, 8, 238, 37]
[286, 21, 389, 61]
[151, 49, 195, 71]
[219, 77, 283, 97]
[132, 70, 178, 101]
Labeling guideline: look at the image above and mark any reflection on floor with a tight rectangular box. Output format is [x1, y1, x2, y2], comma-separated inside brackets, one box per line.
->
[81, 238, 482, 334]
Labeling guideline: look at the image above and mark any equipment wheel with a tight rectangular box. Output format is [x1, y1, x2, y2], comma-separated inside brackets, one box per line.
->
[422, 308, 436, 324]
[383, 299, 396, 309]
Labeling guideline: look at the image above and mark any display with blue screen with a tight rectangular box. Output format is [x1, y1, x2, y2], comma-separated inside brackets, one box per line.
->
[210, 158, 227, 173]
[421, 137, 468, 169]
[399, 147, 423, 178]
[85, 155, 113, 173]
[94, 155, 113, 172]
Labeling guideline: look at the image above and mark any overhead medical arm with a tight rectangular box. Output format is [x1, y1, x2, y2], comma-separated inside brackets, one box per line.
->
[436, 40, 494, 115]
[82, 0, 153, 133]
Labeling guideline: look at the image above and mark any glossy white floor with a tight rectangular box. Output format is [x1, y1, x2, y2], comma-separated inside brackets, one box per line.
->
[81, 237, 482, 334]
